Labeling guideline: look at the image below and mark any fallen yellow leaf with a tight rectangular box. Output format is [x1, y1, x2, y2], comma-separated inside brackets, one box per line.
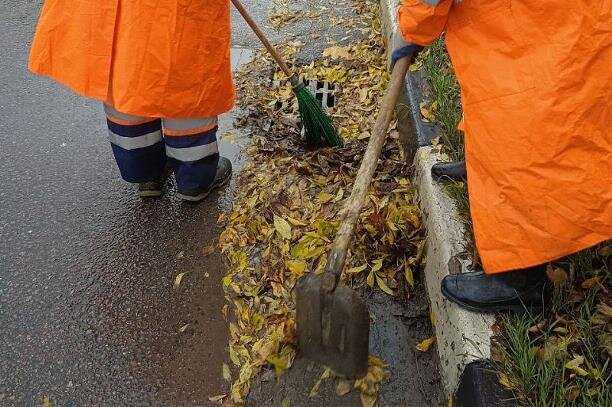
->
[266, 354, 288, 382]
[286, 260, 307, 277]
[223, 363, 232, 382]
[376, 275, 395, 296]
[416, 337, 436, 352]
[371, 259, 384, 272]
[309, 368, 332, 397]
[553, 327, 569, 335]
[366, 270, 375, 287]
[174, 272, 188, 289]
[274, 215, 292, 240]
[317, 192, 335, 203]
[347, 264, 368, 274]
[286, 216, 307, 226]
[360, 392, 377, 407]
[405, 265, 414, 288]
[565, 355, 588, 376]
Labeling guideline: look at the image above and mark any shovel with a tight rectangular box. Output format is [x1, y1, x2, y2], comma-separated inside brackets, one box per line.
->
[296, 55, 413, 378]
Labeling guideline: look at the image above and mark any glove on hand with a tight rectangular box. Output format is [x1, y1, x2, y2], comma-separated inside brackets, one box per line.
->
[390, 28, 423, 67]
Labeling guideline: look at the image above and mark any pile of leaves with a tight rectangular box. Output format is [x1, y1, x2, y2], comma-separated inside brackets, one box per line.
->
[217, 1, 425, 405]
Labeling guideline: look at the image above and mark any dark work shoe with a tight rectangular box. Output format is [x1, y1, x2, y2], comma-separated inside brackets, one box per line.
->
[138, 179, 164, 198]
[177, 156, 233, 202]
[431, 160, 467, 182]
[441, 265, 549, 313]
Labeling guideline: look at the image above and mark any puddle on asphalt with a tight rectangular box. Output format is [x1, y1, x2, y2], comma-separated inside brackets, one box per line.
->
[216, 47, 255, 211]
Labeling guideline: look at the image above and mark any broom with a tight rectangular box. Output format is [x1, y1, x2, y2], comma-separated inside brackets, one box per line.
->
[231, 0, 343, 147]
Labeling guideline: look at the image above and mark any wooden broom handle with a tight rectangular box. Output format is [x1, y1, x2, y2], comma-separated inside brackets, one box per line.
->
[231, 0, 293, 77]
[321, 56, 412, 292]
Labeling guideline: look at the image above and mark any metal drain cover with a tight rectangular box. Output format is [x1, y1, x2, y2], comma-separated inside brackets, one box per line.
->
[273, 76, 337, 110]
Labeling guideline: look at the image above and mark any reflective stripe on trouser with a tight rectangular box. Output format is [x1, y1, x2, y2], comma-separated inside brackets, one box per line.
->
[104, 104, 219, 191]
[104, 105, 165, 183]
[163, 119, 219, 194]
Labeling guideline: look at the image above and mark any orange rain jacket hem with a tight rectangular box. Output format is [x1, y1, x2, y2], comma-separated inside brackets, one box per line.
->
[398, 0, 612, 273]
[29, 0, 235, 119]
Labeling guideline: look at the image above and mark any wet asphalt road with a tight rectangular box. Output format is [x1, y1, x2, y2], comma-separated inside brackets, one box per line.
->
[1, 1, 445, 406]
[0, 1, 267, 405]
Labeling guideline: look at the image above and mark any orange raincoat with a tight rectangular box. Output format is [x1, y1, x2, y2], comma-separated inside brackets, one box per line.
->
[29, 0, 235, 118]
[399, 0, 612, 273]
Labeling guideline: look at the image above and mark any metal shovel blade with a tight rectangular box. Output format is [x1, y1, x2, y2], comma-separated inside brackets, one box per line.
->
[296, 273, 370, 378]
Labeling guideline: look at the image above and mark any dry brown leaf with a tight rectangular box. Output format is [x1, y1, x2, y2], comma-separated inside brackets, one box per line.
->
[546, 264, 568, 288]
[498, 373, 514, 389]
[597, 302, 612, 318]
[208, 395, 226, 402]
[565, 386, 580, 401]
[202, 245, 216, 256]
[581, 276, 600, 289]
[323, 45, 352, 60]
[336, 379, 352, 396]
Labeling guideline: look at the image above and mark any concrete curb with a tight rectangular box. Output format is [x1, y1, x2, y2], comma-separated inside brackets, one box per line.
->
[379, 0, 496, 398]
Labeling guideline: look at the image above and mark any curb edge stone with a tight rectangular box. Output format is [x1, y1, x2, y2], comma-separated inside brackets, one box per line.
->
[379, 0, 496, 399]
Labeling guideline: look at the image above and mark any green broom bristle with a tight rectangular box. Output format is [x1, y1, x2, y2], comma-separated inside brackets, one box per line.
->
[293, 82, 343, 147]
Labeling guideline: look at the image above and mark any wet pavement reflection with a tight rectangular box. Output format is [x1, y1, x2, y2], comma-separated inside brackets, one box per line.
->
[0, 4, 254, 401]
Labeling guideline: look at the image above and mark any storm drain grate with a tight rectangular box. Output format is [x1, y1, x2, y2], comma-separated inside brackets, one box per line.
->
[272, 75, 338, 111]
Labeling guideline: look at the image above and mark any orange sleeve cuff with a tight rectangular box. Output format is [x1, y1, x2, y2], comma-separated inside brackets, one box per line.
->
[397, 0, 453, 46]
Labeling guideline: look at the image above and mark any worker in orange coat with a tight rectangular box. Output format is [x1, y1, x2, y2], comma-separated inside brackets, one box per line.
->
[29, 1, 234, 201]
[393, 0, 612, 312]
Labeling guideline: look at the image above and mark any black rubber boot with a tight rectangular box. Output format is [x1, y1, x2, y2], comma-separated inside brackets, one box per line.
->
[177, 156, 232, 202]
[431, 160, 467, 182]
[455, 360, 515, 407]
[441, 265, 549, 313]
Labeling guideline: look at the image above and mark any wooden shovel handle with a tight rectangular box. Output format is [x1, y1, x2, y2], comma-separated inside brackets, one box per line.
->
[231, 0, 293, 77]
[321, 56, 413, 292]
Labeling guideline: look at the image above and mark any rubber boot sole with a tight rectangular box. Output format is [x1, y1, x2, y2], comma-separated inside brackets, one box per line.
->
[139, 189, 164, 198]
[176, 175, 231, 203]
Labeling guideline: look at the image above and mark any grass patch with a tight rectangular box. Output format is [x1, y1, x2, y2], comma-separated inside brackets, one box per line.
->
[421, 37, 463, 161]
[493, 244, 611, 407]
[420, 38, 480, 265]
